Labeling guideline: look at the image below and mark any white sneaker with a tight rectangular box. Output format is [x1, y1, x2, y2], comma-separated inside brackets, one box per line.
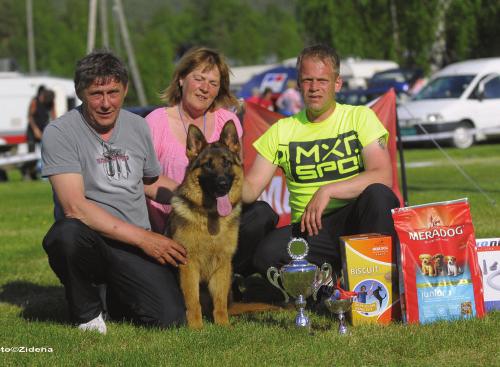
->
[78, 313, 107, 334]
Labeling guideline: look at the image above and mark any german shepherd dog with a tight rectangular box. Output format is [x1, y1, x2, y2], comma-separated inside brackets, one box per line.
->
[169, 120, 242, 329]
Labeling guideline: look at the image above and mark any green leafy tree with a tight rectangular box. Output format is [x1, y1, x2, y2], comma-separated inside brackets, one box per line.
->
[0, 0, 28, 70]
[34, 0, 87, 77]
[2, 0, 500, 106]
[475, 0, 500, 57]
[297, 0, 395, 60]
[261, 4, 303, 62]
[445, 0, 480, 63]
[128, 5, 176, 105]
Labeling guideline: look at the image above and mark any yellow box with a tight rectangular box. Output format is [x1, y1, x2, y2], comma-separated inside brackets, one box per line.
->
[340, 233, 401, 325]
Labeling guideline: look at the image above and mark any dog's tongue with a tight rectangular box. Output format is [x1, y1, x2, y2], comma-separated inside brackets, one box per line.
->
[216, 194, 232, 217]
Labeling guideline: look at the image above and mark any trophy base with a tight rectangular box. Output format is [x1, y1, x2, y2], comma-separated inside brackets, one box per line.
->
[295, 313, 310, 328]
[337, 312, 350, 335]
[295, 297, 310, 328]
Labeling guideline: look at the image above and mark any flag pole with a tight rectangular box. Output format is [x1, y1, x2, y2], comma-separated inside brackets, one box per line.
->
[395, 103, 409, 206]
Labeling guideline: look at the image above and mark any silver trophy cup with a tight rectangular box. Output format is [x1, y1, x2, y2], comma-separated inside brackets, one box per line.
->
[324, 291, 353, 335]
[267, 237, 332, 328]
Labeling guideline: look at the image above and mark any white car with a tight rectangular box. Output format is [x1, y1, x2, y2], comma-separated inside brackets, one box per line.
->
[397, 58, 500, 148]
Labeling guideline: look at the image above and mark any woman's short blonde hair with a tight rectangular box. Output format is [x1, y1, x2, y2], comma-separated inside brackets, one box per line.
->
[160, 47, 238, 111]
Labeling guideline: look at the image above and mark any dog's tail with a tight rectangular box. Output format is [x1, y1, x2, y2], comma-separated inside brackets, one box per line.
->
[228, 302, 284, 316]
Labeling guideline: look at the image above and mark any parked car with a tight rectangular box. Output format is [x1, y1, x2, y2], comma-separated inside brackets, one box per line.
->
[337, 68, 424, 106]
[397, 58, 500, 148]
[339, 57, 399, 89]
[336, 87, 387, 106]
[368, 68, 425, 97]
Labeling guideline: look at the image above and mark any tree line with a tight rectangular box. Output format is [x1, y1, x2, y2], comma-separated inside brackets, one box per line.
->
[1, 0, 499, 105]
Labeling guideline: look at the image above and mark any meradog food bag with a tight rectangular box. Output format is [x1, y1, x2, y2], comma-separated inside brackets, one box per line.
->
[392, 198, 485, 324]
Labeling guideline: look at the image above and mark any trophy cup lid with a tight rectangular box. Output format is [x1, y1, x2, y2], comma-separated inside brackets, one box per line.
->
[287, 237, 309, 260]
[283, 237, 317, 272]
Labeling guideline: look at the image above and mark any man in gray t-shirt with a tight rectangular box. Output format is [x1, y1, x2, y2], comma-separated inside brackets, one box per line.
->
[42, 51, 187, 333]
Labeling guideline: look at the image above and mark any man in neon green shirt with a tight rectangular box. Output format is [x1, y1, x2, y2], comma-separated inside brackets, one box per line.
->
[243, 45, 400, 287]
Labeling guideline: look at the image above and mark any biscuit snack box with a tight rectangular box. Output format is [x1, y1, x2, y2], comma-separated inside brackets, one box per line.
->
[392, 198, 485, 324]
[339, 233, 400, 325]
[475, 238, 500, 312]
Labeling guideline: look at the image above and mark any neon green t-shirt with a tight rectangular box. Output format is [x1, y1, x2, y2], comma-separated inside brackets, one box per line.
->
[253, 103, 388, 223]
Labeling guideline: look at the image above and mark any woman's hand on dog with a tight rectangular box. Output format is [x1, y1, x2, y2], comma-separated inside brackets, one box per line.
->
[140, 232, 187, 267]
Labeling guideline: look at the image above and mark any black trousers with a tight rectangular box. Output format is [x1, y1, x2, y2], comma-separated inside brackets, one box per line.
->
[253, 183, 401, 276]
[43, 218, 186, 327]
[42, 202, 278, 326]
[233, 201, 279, 276]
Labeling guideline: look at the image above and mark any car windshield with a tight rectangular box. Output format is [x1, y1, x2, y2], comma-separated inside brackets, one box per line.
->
[412, 75, 475, 100]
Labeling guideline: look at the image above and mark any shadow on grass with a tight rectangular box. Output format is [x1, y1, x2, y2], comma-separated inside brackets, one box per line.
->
[233, 306, 337, 333]
[0, 281, 69, 324]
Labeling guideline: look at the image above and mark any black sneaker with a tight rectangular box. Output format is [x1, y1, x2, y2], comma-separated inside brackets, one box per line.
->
[231, 273, 245, 302]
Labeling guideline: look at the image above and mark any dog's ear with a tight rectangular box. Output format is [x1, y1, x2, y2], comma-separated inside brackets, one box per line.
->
[219, 120, 240, 155]
[186, 124, 207, 162]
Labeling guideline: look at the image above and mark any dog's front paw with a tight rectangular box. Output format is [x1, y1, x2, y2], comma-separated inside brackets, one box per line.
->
[213, 310, 230, 326]
[187, 311, 203, 330]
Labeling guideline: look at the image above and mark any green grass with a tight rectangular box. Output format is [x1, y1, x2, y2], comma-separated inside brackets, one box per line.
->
[401, 143, 500, 237]
[1, 144, 500, 366]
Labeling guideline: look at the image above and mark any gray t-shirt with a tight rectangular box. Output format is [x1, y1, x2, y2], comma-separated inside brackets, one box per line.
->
[42, 106, 161, 230]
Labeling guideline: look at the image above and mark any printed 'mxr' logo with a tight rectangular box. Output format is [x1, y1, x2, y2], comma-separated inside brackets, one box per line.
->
[289, 131, 363, 183]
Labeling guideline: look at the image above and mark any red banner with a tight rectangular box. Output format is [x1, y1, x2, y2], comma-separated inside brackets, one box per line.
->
[370, 89, 404, 206]
[242, 90, 402, 227]
[242, 102, 291, 227]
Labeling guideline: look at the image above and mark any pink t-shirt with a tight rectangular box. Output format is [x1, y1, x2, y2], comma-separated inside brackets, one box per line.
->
[145, 107, 243, 233]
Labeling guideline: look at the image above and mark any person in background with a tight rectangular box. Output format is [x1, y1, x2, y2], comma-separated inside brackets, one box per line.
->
[258, 87, 274, 111]
[276, 79, 302, 116]
[145, 47, 278, 288]
[21, 86, 56, 180]
[245, 87, 261, 105]
[41, 51, 187, 334]
[246, 87, 275, 111]
[242, 44, 400, 301]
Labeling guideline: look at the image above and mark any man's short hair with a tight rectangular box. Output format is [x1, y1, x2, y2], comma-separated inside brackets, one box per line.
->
[74, 50, 128, 98]
[296, 44, 341, 75]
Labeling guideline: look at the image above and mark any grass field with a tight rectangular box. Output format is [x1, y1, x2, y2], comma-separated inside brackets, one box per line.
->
[1, 144, 500, 366]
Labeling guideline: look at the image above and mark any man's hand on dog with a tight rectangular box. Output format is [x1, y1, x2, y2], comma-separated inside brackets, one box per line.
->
[140, 232, 187, 267]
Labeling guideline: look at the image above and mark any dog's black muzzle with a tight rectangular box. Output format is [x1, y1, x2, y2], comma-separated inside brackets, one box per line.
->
[214, 175, 233, 196]
[199, 174, 234, 197]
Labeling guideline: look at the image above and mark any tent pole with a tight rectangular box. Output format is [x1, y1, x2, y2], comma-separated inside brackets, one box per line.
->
[87, 0, 97, 54]
[395, 105, 409, 206]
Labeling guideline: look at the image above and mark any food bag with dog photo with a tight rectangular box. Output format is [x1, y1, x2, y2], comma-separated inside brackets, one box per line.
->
[392, 198, 485, 324]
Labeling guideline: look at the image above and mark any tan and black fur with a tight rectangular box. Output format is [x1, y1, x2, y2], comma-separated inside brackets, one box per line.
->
[169, 120, 242, 329]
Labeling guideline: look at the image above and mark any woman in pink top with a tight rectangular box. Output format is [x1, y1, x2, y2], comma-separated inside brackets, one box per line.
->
[146, 47, 278, 280]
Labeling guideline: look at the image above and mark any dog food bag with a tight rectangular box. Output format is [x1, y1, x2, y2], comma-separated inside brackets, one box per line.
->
[475, 238, 500, 312]
[340, 233, 401, 325]
[392, 198, 485, 324]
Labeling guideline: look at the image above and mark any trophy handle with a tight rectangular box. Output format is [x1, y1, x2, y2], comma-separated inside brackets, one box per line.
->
[312, 262, 333, 301]
[266, 267, 290, 303]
